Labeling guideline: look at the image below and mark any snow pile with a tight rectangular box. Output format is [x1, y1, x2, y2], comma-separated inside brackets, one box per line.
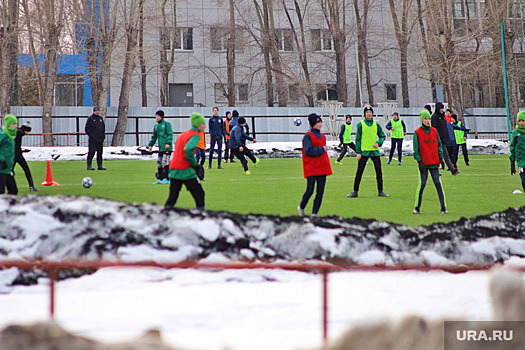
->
[22, 139, 509, 162]
[0, 195, 524, 292]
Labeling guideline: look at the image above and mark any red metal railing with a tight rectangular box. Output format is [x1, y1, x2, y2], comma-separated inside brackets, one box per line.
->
[1, 260, 523, 345]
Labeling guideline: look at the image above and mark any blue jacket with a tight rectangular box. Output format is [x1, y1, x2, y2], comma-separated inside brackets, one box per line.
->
[209, 116, 228, 140]
[445, 122, 468, 147]
[303, 128, 325, 157]
[229, 124, 253, 148]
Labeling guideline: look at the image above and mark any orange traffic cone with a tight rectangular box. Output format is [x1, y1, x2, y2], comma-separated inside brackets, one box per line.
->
[41, 160, 60, 186]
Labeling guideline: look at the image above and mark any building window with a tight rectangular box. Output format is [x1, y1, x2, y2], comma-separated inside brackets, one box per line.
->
[55, 74, 84, 106]
[453, 0, 487, 19]
[519, 83, 525, 102]
[311, 29, 333, 51]
[210, 26, 245, 53]
[160, 27, 193, 51]
[288, 84, 300, 101]
[275, 28, 293, 51]
[215, 83, 249, 102]
[385, 83, 397, 101]
[316, 84, 338, 101]
[211, 27, 228, 51]
[510, 0, 525, 19]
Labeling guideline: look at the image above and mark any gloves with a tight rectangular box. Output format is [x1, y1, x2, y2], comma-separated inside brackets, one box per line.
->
[194, 164, 205, 181]
[0, 161, 6, 170]
[417, 161, 426, 173]
[511, 161, 516, 175]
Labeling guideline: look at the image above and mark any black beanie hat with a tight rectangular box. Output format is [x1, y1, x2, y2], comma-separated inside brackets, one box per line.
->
[156, 110, 165, 118]
[424, 104, 432, 114]
[435, 102, 444, 112]
[308, 113, 322, 127]
[20, 121, 32, 132]
[225, 111, 231, 117]
[363, 105, 374, 115]
[232, 110, 239, 117]
[238, 117, 246, 124]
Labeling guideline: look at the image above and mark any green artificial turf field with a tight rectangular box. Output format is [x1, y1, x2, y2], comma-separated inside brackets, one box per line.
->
[15, 155, 521, 226]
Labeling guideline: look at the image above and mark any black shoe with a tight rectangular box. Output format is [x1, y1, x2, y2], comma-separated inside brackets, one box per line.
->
[452, 169, 460, 176]
[413, 208, 421, 214]
[441, 208, 448, 214]
[465, 162, 469, 166]
[378, 191, 389, 197]
[29, 187, 39, 192]
[98, 167, 107, 170]
[87, 167, 95, 170]
[347, 191, 358, 198]
[218, 166, 225, 169]
[206, 166, 212, 170]
[230, 160, 236, 163]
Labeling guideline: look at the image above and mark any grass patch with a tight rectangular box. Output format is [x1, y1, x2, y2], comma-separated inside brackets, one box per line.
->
[16, 154, 520, 226]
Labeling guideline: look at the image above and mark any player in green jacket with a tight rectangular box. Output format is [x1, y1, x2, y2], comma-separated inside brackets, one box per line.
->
[0, 114, 18, 195]
[148, 110, 173, 184]
[413, 109, 447, 214]
[509, 111, 525, 192]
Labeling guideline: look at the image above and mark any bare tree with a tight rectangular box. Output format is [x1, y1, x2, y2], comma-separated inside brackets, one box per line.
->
[97, 0, 118, 119]
[387, 0, 417, 107]
[112, 0, 142, 146]
[353, 0, 374, 105]
[415, 0, 436, 102]
[40, 0, 65, 146]
[282, 0, 315, 106]
[320, 0, 348, 105]
[159, 0, 176, 107]
[227, 0, 236, 106]
[138, 0, 147, 106]
[0, 0, 20, 116]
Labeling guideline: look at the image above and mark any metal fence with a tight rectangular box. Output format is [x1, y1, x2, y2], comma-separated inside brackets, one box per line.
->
[1, 259, 517, 346]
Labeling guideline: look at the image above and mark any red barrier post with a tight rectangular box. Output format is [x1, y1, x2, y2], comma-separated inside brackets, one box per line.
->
[323, 269, 328, 343]
[47, 267, 57, 319]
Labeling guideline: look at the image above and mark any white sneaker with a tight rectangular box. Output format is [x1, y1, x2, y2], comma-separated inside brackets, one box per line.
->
[297, 206, 305, 217]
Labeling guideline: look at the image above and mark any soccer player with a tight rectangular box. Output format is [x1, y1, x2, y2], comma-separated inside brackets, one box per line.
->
[229, 117, 258, 175]
[207, 106, 228, 169]
[510, 111, 525, 192]
[335, 115, 356, 165]
[385, 112, 407, 165]
[0, 114, 18, 195]
[413, 109, 447, 214]
[347, 105, 389, 198]
[165, 113, 206, 210]
[297, 113, 332, 217]
[14, 121, 38, 191]
[148, 110, 173, 184]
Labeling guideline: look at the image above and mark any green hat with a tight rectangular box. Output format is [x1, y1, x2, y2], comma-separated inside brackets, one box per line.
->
[419, 109, 431, 123]
[4, 114, 17, 127]
[191, 112, 205, 127]
[517, 111, 525, 122]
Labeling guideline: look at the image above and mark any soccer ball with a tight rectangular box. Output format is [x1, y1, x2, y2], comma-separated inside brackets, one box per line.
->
[82, 177, 93, 188]
[293, 117, 302, 126]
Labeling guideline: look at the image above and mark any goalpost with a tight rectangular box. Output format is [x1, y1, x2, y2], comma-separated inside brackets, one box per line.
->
[321, 101, 344, 141]
[377, 102, 398, 139]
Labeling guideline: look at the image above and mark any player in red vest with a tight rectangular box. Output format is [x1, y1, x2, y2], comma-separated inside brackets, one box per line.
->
[413, 109, 447, 214]
[297, 113, 332, 217]
[165, 113, 206, 210]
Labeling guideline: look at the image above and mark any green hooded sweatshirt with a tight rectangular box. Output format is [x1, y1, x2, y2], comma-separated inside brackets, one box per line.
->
[509, 127, 525, 168]
[148, 119, 173, 152]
